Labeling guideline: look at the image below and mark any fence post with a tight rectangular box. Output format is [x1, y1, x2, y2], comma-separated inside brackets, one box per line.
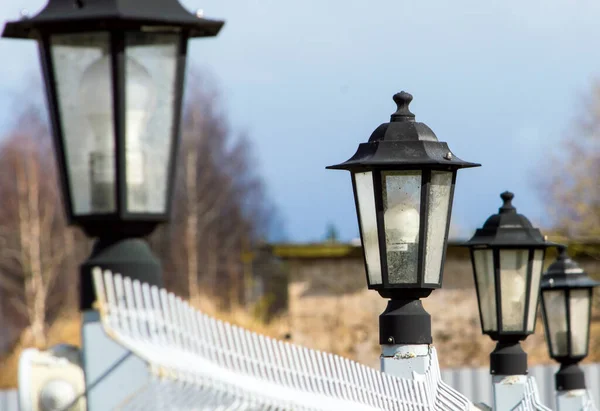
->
[556, 389, 593, 410]
[380, 344, 431, 380]
[81, 269, 151, 411]
[554, 364, 595, 410]
[492, 375, 529, 409]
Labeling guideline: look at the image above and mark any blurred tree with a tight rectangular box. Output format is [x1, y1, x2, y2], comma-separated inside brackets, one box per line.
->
[0, 107, 83, 348]
[0, 68, 282, 351]
[324, 223, 339, 243]
[149, 68, 284, 309]
[539, 84, 600, 244]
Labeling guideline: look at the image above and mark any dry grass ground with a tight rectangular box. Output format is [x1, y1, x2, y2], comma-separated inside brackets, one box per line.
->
[287, 285, 600, 370]
[2, 288, 600, 389]
[0, 313, 81, 389]
[0, 297, 290, 389]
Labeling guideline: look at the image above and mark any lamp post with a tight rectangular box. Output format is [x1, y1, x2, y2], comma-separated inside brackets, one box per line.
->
[328, 91, 479, 378]
[540, 246, 599, 410]
[2, 1, 223, 409]
[2, 0, 223, 309]
[464, 191, 551, 409]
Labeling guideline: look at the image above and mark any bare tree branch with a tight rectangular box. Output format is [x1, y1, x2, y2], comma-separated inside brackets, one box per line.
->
[538, 82, 600, 243]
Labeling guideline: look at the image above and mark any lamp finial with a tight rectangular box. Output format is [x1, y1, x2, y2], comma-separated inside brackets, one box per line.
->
[499, 191, 515, 214]
[391, 91, 415, 122]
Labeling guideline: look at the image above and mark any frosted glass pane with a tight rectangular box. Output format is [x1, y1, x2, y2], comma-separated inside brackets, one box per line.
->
[570, 289, 590, 356]
[424, 171, 452, 284]
[526, 250, 544, 332]
[543, 290, 568, 356]
[50, 32, 115, 214]
[354, 172, 381, 285]
[499, 250, 528, 331]
[125, 32, 180, 213]
[474, 249, 497, 332]
[383, 171, 421, 284]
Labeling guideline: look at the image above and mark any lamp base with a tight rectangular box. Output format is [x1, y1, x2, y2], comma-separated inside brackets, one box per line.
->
[490, 341, 527, 375]
[80, 237, 163, 310]
[556, 362, 586, 391]
[380, 344, 430, 379]
[379, 299, 431, 345]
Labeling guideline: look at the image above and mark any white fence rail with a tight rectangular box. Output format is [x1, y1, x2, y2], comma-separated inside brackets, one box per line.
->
[4, 361, 599, 411]
[92, 268, 472, 410]
[7, 362, 600, 410]
[3, 359, 600, 410]
[441, 363, 600, 409]
[2, 268, 599, 409]
[0, 391, 17, 411]
[5, 357, 600, 409]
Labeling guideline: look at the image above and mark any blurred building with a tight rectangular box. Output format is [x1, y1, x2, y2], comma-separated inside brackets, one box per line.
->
[245, 239, 600, 321]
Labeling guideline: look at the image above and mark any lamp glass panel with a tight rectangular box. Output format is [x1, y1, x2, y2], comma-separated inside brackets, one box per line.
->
[543, 289, 568, 357]
[499, 249, 528, 331]
[353, 171, 382, 285]
[525, 249, 544, 332]
[569, 289, 591, 357]
[50, 32, 115, 214]
[473, 249, 497, 332]
[124, 32, 180, 213]
[382, 171, 421, 284]
[423, 171, 452, 284]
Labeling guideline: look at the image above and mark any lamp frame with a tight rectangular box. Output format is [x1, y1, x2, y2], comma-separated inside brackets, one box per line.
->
[541, 286, 594, 363]
[329, 92, 479, 298]
[2, 0, 224, 238]
[464, 191, 552, 342]
[39, 32, 189, 238]
[469, 245, 548, 341]
[539, 246, 600, 391]
[329, 92, 479, 346]
[540, 246, 600, 363]
[464, 191, 553, 376]
[351, 166, 458, 292]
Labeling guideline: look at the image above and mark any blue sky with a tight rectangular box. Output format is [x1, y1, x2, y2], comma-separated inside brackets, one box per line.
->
[1, 0, 599, 242]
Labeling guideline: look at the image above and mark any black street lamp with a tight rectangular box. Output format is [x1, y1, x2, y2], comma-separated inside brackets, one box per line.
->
[464, 191, 552, 376]
[2, 0, 224, 309]
[540, 246, 599, 391]
[328, 91, 479, 345]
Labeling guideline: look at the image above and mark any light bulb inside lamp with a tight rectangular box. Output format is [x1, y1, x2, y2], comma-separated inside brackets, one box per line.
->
[509, 274, 526, 304]
[502, 272, 526, 329]
[384, 203, 420, 252]
[79, 53, 156, 212]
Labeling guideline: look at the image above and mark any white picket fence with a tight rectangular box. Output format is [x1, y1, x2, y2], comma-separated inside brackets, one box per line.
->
[3, 364, 600, 409]
[0, 392, 16, 411]
[2, 268, 599, 410]
[4, 362, 599, 411]
[91, 268, 472, 410]
[441, 363, 600, 409]
[0, 367, 595, 411]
